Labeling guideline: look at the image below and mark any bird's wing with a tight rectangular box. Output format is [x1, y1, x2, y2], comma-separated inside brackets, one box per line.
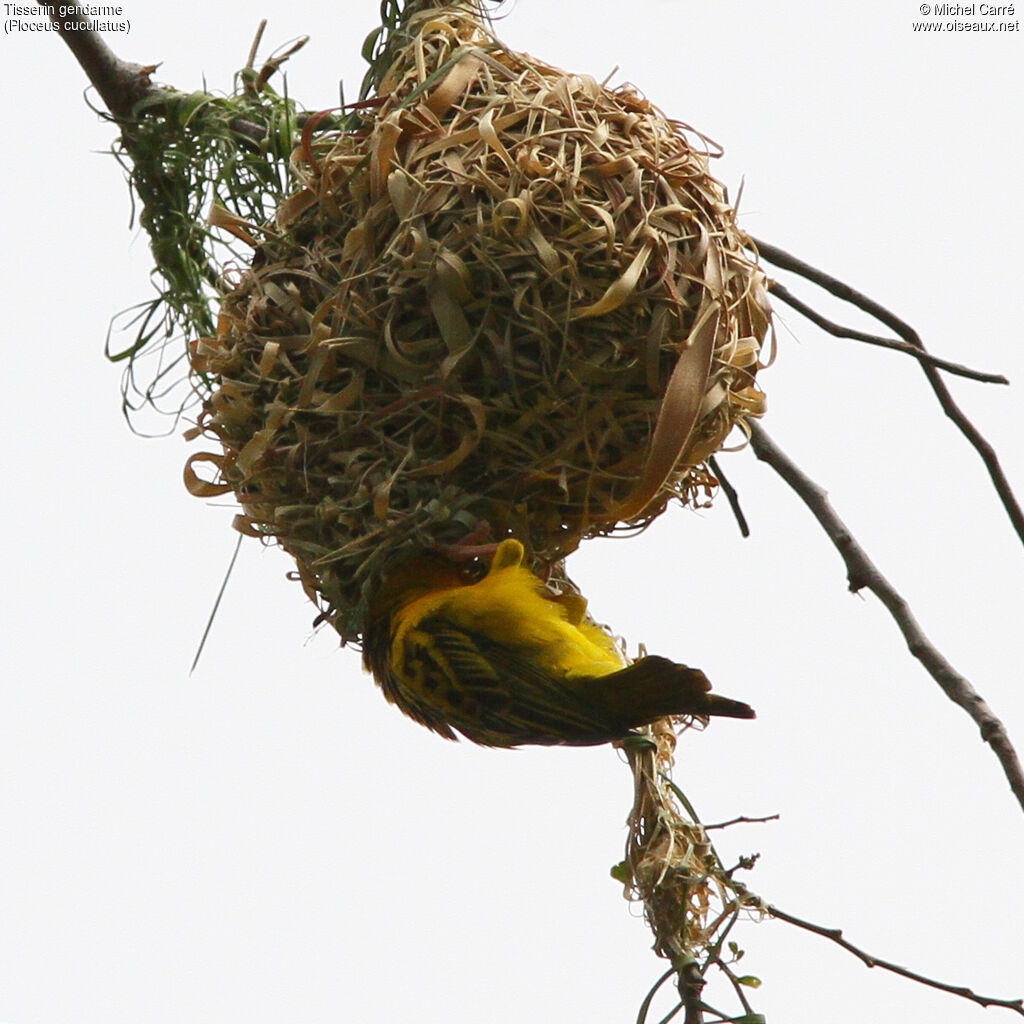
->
[402, 618, 610, 746]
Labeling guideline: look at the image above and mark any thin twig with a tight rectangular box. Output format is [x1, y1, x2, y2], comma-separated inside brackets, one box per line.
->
[724, 855, 759, 879]
[657, 1000, 686, 1024]
[708, 456, 750, 538]
[637, 967, 677, 1024]
[710, 957, 755, 1017]
[751, 236, 1024, 550]
[245, 19, 268, 73]
[703, 814, 779, 831]
[748, 421, 1024, 814]
[767, 280, 1009, 385]
[768, 904, 1024, 1016]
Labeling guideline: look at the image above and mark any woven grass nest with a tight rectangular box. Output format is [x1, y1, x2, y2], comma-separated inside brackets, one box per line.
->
[187, 2, 771, 643]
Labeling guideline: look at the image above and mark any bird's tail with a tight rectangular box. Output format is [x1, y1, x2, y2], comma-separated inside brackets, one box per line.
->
[580, 655, 755, 731]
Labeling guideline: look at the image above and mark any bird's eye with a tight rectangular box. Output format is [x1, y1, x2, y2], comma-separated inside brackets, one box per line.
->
[458, 559, 488, 584]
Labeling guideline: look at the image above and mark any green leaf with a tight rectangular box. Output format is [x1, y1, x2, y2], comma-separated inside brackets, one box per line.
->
[609, 861, 631, 884]
[361, 26, 383, 63]
[737, 975, 762, 989]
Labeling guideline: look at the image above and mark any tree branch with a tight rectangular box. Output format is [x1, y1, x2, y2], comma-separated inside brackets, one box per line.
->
[766, 279, 1009, 385]
[41, 3, 160, 120]
[768, 903, 1024, 1016]
[708, 455, 750, 538]
[751, 236, 1024, 550]
[748, 421, 1024, 814]
[41, 4, 284, 145]
[703, 814, 779, 831]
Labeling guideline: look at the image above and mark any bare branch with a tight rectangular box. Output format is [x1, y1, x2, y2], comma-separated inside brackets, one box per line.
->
[41, 3, 160, 120]
[709, 956, 755, 1018]
[748, 421, 1024, 814]
[768, 904, 1024, 1016]
[679, 960, 705, 1024]
[767, 279, 1009, 385]
[41, 4, 280, 146]
[703, 814, 779, 831]
[708, 455, 750, 538]
[750, 236, 1024, 550]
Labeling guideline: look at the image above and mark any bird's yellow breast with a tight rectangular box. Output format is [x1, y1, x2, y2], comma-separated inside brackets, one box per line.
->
[390, 542, 625, 681]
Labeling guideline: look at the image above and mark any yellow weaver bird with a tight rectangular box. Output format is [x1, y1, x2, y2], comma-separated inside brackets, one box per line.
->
[363, 538, 754, 747]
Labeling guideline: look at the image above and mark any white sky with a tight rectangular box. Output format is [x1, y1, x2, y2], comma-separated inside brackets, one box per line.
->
[3, 2, 1023, 1022]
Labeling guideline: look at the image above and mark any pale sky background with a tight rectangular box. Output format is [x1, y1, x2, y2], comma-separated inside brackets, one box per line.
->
[3, 2, 1023, 1022]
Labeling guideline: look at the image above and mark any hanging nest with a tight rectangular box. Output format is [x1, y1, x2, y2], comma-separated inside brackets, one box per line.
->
[187, 1, 772, 642]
